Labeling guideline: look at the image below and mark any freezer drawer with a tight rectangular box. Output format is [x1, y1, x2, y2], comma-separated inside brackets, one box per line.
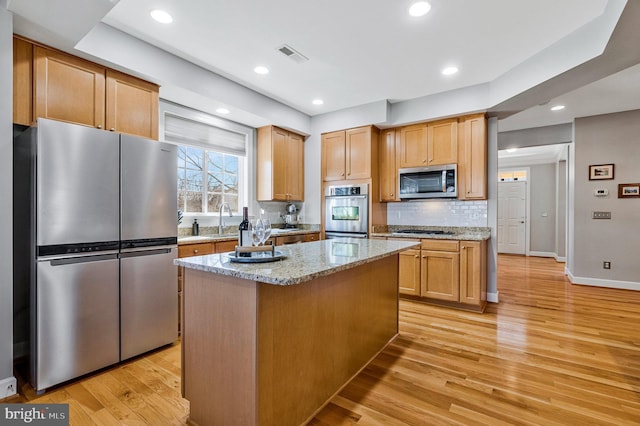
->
[34, 253, 120, 391]
[120, 247, 178, 360]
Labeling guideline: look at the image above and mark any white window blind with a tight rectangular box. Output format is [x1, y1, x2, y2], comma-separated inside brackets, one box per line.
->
[164, 113, 247, 156]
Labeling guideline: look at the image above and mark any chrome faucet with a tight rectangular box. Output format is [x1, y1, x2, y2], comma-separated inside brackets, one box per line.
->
[218, 202, 232, 235]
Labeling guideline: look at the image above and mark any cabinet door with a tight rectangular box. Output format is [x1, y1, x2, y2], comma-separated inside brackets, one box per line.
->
[34, 46, 106, 129]
[271, 127, 290, 201]
[322, 131, 346, 181]
[178, 242, 214, 258]
[398, 249, 421, 296]
[458, 115, 487, 200]
[379, 129, 398, 201]
[459, 240, 486, 305]
[427, 119, 458, 165]
[421, 250, 459, 301]
[287, 132, 304, 201]
[106, 70, 159, 140]
[399, 124, 428, 167]
[13, 37, 33, 126]
[345, 127, 371, 180]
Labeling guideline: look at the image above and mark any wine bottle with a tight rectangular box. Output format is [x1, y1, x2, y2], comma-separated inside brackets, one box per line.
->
[238, 207, 251, 257]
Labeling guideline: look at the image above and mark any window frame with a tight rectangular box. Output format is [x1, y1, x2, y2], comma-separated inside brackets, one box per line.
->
[160, 101, 256, 217]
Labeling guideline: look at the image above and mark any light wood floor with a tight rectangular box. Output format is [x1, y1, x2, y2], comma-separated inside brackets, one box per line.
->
[8, 255, 640, 425]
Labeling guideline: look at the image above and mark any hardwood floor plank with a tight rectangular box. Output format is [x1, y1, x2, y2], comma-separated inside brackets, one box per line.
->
[11, 255, 640, 425]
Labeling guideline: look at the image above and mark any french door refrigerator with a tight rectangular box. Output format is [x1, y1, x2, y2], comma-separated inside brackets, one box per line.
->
[14, 118, 177, 392]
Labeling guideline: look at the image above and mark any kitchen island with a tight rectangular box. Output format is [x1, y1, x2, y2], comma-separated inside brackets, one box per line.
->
[175, 238, 418, 426]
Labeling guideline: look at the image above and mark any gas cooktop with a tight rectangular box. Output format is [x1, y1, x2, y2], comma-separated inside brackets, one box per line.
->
[392, 229, 456, 236]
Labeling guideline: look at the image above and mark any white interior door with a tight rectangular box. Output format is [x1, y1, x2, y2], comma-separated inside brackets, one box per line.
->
[498, 181, 526, 254]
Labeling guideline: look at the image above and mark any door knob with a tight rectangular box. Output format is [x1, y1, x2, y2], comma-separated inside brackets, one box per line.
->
[520, 221, 525, 224]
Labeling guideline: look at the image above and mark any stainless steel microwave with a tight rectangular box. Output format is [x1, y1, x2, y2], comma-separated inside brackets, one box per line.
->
[398, 164, 457, 199]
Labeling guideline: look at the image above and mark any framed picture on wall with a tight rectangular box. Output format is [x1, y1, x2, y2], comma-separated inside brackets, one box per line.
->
[618, 183, 640, 198]
[589, 164, 615, 180]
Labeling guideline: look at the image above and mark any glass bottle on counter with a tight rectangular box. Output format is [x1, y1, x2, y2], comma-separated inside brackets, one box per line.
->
[238, 207, 251, 256]
[192, 218, 199, 236]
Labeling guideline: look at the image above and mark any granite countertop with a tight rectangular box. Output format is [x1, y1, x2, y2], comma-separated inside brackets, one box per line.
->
[175, 238, 419, 286]
[178, 228, 319, 244]
[371, 225, 491, 241]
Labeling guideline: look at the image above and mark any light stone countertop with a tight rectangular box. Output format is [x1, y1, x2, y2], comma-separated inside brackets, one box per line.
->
[175, 238, 419, 286]
[178, 228, 319, 244]
[371, 226, 490, 241]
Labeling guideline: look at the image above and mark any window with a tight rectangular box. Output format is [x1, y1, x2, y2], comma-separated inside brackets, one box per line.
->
[498, 169, 528, 182]
[177, 146, 241, 213]
[161, 102, 254, 215]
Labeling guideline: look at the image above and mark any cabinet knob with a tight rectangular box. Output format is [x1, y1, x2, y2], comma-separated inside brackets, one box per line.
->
[390, 193, 394, 197]
[341, 173, 345, 176]
[422, 159, 427, 163]
[193, 249, 198, 254]
[97, 124, 103, 129]
[110, 128, 115, 132]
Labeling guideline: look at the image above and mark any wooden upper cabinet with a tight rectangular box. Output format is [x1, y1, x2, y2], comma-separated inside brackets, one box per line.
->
[379, 128, 398, 202]
[13, 37, 33, 126]
[14, 37, 159, 139]
[257, 126, 304, 201]
[345, 126, 372, 180]
[428, 119, 458, 165]
[398, 119, 458, 168]
[106, 69, 159, 140]
[322, 126, 378, 182]
[322, 130, 347, 181]
[34, 46, 106, 129]
[398, 124, 428, 167]
[458, 114, 487, 200]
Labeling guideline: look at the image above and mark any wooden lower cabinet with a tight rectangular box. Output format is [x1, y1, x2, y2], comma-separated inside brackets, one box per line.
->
[396, 238, 487, 312]
[421, 250, 460, 301]
[398, 249, 421, 296]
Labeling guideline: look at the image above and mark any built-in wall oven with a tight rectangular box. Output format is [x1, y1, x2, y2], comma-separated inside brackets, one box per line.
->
[324, 184, 369, 239]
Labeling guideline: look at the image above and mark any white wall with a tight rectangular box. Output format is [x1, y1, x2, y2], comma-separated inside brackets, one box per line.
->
[0, 1, 16, 398]
[570, 109, 640, 290]
[529, 163, 557, 255]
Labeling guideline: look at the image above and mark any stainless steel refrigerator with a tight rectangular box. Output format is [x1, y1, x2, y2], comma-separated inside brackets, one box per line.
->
[14, 118, 178, 392]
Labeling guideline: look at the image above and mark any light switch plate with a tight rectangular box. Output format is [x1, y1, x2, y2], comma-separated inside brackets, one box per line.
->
[592, 211, 612, 219]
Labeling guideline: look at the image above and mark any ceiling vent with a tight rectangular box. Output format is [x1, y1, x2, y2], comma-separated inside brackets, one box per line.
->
[277, 44, 309, 64]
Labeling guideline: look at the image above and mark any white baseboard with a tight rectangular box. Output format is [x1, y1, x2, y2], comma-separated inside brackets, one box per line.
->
[528, 251, 557, 258]
[0, 376, 17, 400]
[487, 291, 499, 303]
[567, 271, 640, 291]
[554, 256, 566, 263]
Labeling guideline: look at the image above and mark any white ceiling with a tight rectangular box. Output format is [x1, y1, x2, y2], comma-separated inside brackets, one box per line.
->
[9, 0, 640, 136]
[498, 144, 568, 168]
[101, 0, 608, 116]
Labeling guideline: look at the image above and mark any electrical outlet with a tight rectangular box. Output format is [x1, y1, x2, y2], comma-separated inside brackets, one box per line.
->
[592, 211, 612, 219]
[603, 261, 611, 269]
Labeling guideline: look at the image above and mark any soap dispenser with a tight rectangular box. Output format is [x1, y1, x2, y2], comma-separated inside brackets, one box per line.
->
[192, 218, 199, 236]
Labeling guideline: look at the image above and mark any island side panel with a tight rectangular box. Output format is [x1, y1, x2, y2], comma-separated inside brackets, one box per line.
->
[182, 269, 258, 426]
[257, 254, 399, 426]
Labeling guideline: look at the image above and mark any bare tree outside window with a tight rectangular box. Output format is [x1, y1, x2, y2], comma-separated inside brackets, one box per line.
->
[178, 146, 240, 213]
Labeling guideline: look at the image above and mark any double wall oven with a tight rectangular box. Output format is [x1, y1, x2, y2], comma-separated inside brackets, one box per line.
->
[324, 184, 369, 239]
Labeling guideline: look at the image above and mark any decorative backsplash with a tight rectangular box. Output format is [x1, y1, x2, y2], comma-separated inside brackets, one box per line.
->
[387, 200, 488, 227]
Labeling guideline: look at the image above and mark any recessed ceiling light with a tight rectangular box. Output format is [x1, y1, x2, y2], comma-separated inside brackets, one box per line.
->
[506, 148, 517, 153]
[312, 99, 324, 105]
[254, 66, 269, 75]
[216, 108, 230, 114]
[442, 66, 459, 76]
[551, 105, 565, 111]
[409, 1, 431, 17]
[150, 9, 173, 24]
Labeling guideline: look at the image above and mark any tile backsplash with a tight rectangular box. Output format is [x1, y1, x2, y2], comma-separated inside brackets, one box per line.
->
[387, 199, 488, 227]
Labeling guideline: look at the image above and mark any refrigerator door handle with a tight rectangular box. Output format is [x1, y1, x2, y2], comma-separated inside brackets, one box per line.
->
[48, 253, 119, 266]
[119, 248, 175, 258]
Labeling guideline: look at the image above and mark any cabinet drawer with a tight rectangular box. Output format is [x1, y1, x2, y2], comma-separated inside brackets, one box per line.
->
[178, 242, 214, 258]
[215, 240, 237, 253]
[421, 239, 459, 252]
[305, 233, 320, 242]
